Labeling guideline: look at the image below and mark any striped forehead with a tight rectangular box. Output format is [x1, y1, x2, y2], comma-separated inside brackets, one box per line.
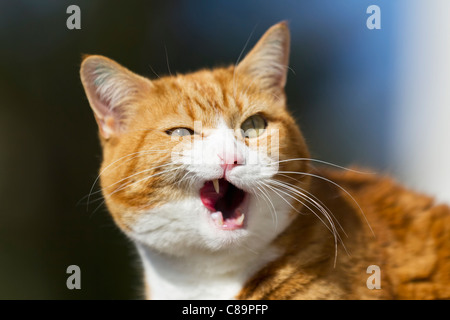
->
[148, 67, 262, 130]
[175, 70, 246, 126]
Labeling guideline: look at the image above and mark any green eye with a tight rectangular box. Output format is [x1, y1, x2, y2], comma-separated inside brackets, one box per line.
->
[166, 127, 194, 137]
[241, 114, 267, 138]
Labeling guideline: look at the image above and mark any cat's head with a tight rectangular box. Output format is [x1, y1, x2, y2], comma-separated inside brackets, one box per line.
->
[80, 22, 310, 256]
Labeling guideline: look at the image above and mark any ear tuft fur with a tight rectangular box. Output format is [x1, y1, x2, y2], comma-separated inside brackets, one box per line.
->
[236, 22, 291, 91]
[80, 55, 152, 138]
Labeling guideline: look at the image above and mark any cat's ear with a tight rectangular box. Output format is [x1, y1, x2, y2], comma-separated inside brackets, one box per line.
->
[80, 55, 152, 139]
[236, 21, 290, 91]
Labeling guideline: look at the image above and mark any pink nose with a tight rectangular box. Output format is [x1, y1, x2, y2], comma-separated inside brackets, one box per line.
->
[218, 154, 243, 174]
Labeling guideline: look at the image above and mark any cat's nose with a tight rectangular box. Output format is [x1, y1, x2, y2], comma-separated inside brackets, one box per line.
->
[218, 154, 244, 176]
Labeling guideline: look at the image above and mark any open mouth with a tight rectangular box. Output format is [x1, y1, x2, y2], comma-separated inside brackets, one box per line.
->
[200, 178, 247, 230]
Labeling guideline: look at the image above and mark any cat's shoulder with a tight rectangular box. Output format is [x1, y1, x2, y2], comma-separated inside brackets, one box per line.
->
[318, 166, 450, 243]
[319, 166, 450, 299]
[319, 166, 450, 222]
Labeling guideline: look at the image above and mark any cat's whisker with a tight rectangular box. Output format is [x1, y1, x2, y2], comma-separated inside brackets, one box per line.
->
[286, 65, 296, 76]
[77, 193, 108, 207]
[274, 158, 375, 175]
[252, 184, 273, 228]
[259, 181, 301, 215]
[252, 185, 267, 212]
[164, 45, 173, 76]
[176, 170, 192, 188]
[256, 183, 277, 224]
[232, 24, 257, 100]
[258, 179, 337, 251]
[276, 172, 307, 185]
[267, 182, 344, 267]
[278, 170, 375, 237]
[93, 167, 183, 214]
[255, 182, 279, 233]
[270, 181, 331, 222]
[120, 166, 182, 192]
[186, 174, 198, 191]
[90, 164, 183, 215]
[266, 178, 349, 265]
[148, 64, 161, 79]
[78, 188, 104, 206]
[175, 168, 204, 192]
[266, 179, 339, 237]
[273, 175, 348, 238]
[89, 149, 166, 189]
[86, 147, 177, 209]
[85, 162, 179, 211]
[102, 162, 179, 192]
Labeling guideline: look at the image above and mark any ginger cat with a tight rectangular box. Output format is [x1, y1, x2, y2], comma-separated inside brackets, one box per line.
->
[80, 22, 450, 299]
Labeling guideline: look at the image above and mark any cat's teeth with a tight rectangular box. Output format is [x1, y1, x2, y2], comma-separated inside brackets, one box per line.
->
[212, 179, 220, 194]
[236, 212, 245, 226]
[211, 212, 223, 226]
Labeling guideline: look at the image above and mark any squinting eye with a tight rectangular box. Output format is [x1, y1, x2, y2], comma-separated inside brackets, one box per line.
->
[166, 127, 194, 137]
[241, 114, 267, 138]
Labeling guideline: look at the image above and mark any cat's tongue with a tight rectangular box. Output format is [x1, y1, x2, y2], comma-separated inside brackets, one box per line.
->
[200, 179, 247, 230]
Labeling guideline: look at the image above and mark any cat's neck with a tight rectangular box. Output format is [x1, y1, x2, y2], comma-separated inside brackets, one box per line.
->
[135, 241, 282, 300]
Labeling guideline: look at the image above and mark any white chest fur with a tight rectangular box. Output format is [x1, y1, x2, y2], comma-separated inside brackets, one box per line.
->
[136, 242, 281, 300]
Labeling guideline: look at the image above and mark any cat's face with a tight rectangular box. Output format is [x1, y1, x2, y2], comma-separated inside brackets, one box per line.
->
[81, 22, 309, 256]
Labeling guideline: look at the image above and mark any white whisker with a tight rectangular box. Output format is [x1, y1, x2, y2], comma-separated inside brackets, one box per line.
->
[232, 25, 257, 99]
[86, 146, 177, 209]
[91, 167, 182, 215]
[278, 170, 374, 237]
[102, 162, 179, 193]
[265, 178, 349, 266]
[255, 182, 279, 233]
[275, 158, 375, 175]
[274, 175, 348, 238]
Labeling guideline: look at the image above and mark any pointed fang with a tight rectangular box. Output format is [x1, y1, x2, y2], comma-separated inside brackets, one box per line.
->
[236, 213, 245, 226]
[213, 179, 220, 194]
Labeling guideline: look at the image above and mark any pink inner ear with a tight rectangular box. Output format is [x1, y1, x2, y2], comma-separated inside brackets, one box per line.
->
[81, 56, 153, 139]
[90, 91, 119, 139]
[94, 113, 116, 139]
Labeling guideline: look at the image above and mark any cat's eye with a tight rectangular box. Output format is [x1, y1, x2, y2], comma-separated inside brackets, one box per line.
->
[241, 114, 267, 138]
[166, 127, 194, 137]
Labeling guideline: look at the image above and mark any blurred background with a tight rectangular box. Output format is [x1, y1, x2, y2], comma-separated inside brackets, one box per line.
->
[0, 0, 448, 299]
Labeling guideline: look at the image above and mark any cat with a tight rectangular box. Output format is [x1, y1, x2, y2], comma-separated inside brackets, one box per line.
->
[80, 22, 450, 300]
